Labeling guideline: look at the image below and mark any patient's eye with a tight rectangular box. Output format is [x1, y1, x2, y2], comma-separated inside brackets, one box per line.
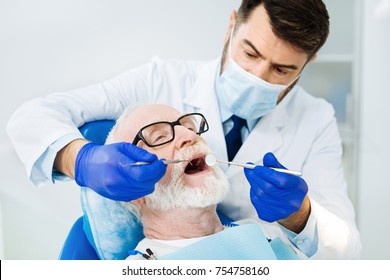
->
[180, 117, 197, 132]
[148, 131, 170, 145]
[185, 124, 196, 132]
[143, 124, 172, 145]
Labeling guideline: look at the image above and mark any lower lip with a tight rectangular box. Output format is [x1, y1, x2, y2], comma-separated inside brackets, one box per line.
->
[183, 168, 211, 184]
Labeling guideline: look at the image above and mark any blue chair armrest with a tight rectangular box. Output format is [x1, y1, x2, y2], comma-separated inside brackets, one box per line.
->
[59, 216, 99, 260]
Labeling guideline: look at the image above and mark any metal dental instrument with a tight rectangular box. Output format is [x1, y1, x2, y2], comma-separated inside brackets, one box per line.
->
[125, 159, 189, 167]
[205, 154, 302, 176]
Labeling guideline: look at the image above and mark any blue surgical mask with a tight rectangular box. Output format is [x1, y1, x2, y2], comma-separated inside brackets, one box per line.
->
[218, 27, 299, 120]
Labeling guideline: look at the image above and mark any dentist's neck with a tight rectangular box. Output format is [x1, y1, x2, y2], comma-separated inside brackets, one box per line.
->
[139, 205, 224, 240]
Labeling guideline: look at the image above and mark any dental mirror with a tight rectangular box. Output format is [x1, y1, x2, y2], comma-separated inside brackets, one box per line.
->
[205, 153, 217, 167]
[205, 153, 302, 176]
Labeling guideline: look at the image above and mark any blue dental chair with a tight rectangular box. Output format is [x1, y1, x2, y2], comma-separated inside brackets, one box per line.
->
[58, 120, 234, 260]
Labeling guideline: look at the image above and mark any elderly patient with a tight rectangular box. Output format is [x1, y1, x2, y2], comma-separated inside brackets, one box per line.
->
[102, 103, 298, 260]
[105, 104, 231, 259]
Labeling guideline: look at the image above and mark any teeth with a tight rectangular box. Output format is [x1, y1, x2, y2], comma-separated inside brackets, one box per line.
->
[186, 158, 203, 171]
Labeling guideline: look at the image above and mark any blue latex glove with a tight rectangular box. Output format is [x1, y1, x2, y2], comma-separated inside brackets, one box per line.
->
[75, 142, 166, 201]
[244, 152, 308, 222]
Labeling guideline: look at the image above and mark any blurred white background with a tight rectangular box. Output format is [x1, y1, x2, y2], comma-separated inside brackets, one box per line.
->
[0, 0, 389, 259]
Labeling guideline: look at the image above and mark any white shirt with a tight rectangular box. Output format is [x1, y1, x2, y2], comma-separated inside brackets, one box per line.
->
[7, 56, 361, 259]
[126, 236, 207, 260]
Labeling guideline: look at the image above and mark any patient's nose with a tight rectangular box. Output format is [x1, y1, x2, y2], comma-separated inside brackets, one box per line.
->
[174, 126, 197, 149]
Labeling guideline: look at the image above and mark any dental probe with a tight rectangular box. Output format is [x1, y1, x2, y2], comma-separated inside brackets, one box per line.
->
[124, 159, 189, 166]
[205, 154, 302, 177]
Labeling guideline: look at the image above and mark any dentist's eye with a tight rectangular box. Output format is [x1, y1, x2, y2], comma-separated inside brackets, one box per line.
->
[274, 66, 287, 75]
[244, 51, 258, 59]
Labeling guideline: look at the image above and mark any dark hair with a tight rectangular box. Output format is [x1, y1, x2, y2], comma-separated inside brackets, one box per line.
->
[236, 0, 329, 58]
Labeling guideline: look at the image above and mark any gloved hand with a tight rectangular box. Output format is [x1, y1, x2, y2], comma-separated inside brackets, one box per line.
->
[244, 152, 308, 222]
[75, 142, 166, 201]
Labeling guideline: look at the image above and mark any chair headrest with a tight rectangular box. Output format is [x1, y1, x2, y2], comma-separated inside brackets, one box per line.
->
[79, 120, 115, 144]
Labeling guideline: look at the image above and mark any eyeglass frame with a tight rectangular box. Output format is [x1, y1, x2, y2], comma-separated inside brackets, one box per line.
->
[131, 112, 209, 148]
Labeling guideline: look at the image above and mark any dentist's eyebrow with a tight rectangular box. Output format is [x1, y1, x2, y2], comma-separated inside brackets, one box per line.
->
[242, 39, 299, 70]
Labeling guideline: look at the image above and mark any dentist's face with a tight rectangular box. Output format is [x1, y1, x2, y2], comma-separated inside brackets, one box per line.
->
[221, 4, 309, 86]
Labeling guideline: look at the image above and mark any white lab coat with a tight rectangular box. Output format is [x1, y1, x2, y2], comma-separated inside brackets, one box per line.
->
[7, 56, 361, 259]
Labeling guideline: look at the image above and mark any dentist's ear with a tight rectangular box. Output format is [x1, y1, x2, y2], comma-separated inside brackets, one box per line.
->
[223, 10, 237, 45]
[309, 53, 317, 63]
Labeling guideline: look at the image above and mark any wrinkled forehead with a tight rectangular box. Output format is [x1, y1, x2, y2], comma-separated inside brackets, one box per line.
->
[125, 104, 182, 136]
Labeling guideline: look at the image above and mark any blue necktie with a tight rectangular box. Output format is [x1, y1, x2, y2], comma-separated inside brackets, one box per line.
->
[225, 115, 247, 161]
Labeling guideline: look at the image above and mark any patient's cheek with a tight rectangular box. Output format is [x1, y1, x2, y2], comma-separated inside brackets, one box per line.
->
[157, 166, 173, 186]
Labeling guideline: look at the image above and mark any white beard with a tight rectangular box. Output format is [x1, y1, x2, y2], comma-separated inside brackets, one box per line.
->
[145, 142, 229, 211]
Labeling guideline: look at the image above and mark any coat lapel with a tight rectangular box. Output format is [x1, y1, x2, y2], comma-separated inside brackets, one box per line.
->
[182, 59, 228, 167]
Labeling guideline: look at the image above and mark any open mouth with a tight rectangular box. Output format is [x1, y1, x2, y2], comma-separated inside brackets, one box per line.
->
[184, 155, 208, 175]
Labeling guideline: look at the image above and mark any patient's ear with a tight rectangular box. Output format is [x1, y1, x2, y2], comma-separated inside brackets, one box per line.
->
[132, 197, 146, 205]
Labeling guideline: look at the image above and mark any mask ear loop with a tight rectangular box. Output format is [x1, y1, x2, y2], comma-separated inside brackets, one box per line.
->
[286, 73, 301, 88]
[278, 60, 309, 101]
[281, 54, 313, 95]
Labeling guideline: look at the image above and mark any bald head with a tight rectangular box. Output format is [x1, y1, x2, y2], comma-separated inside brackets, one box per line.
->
[107, 104, 184, 144]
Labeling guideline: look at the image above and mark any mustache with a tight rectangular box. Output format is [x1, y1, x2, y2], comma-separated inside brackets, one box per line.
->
[146, 140, 229, 211]
[174, 140, 211, 162]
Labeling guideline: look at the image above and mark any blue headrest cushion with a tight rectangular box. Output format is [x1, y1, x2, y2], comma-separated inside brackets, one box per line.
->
[80, 187, 144, 260]
[78, 120, 116, 145]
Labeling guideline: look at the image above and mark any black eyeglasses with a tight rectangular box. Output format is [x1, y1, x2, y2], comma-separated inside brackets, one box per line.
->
[132, 113, 209, 147]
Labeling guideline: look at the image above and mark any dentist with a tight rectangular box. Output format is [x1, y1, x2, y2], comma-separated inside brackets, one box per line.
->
[7, 0, 361, 259]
